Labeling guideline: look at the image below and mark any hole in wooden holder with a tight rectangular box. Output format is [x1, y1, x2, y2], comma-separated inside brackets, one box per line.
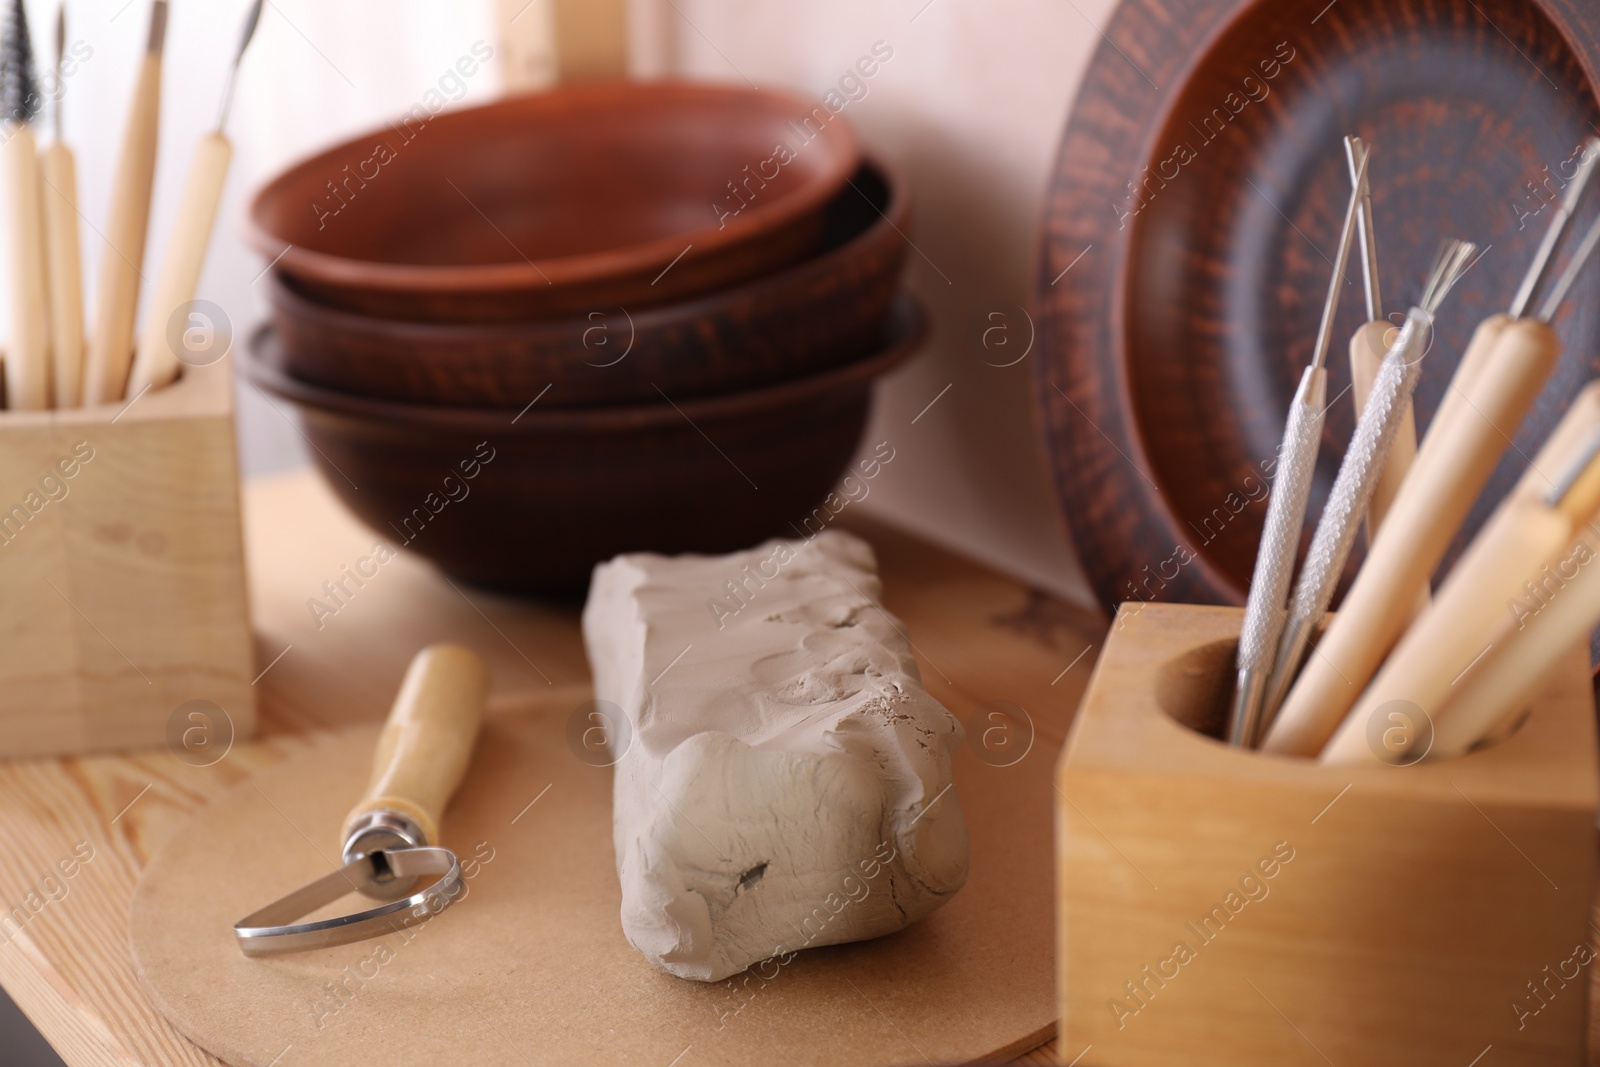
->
[1152, 637, 1531, 758]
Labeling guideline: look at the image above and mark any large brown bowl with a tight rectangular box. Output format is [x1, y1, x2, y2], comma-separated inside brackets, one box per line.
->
[241, 297, 926, 592]
[267, 160, 908, 408]
[246, 81, 860, 323]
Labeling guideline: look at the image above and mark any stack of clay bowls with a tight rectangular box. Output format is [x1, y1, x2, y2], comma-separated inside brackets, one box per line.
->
[242, 81, 923, 592]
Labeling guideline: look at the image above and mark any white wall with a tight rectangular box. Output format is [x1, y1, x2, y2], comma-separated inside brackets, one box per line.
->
[8, 0, 1115, 608]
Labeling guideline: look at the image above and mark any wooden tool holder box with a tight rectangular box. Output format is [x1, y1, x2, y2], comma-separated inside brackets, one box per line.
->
[1057, 604, 1598, 1067]
[0, 360, 255, 759]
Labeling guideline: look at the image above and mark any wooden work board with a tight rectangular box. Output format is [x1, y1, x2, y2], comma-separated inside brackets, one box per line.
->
[0, 471, 1099, 1065]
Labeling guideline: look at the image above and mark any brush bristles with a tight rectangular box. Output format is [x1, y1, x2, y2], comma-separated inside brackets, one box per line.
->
[2, 0, 40, 124]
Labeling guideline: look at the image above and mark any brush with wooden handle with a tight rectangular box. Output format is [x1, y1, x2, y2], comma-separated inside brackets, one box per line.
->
[1224, 145, 1369, 747]
[1260, 181, 1600, 758]
[39, 4, 82, 408]
[1, 0, 51, 410]
[1430, 392, 1600, 758]
[1321, 395, 1600, 765]
[1258, 241, 1476, 733]
[127, 0, 260, 398]
[82, 0, 166, 405]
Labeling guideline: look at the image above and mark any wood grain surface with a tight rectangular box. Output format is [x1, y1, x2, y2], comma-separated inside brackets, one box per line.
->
[1035, 0, 1600, 630]
[0, 471, 1105, 1065]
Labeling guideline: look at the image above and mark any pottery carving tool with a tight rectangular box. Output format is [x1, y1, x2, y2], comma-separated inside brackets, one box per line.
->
[40, 4, 82, 408]
[234, 643, 488, 956]
[1258, 240, 1476, 731]
[126, 0, 260, 398]
[1320, 396, 1600, 765]
[1430, 427, 1600, 758]
[1225, 145, 1368, 747]
[1342, 136, 1426, 556]
[1262, 164, 1600, 757]
[1, 0, 51, 411]
[82, 0, 165, 405]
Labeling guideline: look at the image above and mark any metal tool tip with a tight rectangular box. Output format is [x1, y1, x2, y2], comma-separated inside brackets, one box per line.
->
[147, 0, 168, 54]
[1419, 239, 1477, 314]
[235, 0, 263, 61]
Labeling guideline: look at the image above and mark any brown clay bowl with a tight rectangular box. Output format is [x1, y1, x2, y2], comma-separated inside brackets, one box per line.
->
[266, 159, 908, 408]
[241, 297, 926, 593]
[246, 81, 860, 323]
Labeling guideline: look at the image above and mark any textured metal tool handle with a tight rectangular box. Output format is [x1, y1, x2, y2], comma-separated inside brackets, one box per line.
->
[1290, 310, 1432, 624]
[1238, 370, 1326, 674]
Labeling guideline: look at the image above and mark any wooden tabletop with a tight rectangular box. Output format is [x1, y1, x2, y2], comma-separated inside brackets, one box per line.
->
[0, 470, 1103, 1066]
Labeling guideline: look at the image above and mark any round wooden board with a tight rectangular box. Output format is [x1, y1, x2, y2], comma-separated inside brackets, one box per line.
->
[1036, 0, 1600, 634]
[129, 700, 1055, 1066]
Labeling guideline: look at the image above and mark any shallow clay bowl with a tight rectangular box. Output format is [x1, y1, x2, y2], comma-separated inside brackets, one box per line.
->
[241, 297, 926, 592]
[267, 160, 908, 408]
[246, 81, 859, 323]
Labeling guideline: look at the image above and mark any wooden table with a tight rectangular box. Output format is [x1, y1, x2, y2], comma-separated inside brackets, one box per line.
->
[0, 471, 1103, 1066]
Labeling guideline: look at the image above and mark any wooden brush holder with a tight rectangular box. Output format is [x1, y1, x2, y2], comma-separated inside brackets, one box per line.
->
[0, 361, 255, 758]
[1057, 604, 1598, 1067]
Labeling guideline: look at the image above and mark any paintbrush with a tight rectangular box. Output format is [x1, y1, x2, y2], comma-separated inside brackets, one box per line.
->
[1262, 155, 1600, 757]
[1, 0, 51, 410]
[1224, 145, 1369, 747]
[127, 0, 260, 398]
[39, 3, 82, 407]
[1320, 389, 1600, 765]
[1258, 239, 1476, 734]
[82, 0, 166, 405]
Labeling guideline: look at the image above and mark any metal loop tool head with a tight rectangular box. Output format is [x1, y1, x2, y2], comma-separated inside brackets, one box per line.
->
[232, 644, 489, 956]
[233, 845, 464, 957]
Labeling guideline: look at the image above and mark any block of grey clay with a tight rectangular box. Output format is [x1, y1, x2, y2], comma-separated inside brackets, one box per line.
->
[582, 530, 969, 982]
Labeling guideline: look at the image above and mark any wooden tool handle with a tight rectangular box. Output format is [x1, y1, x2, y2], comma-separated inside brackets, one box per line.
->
[128, 132, 232, 397]
[1263, 318, 1562, 757]
[40, 142, 85, 408]
[1417, 314, 1511, 455]
[342, 644, 489, 848]
[84, 53, 163, 404]
[1321, 500, 1573, 764]
[2, 124, 52, 410]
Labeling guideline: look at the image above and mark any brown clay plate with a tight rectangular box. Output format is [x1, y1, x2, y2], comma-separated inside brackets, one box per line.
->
[1035, 0, 1600, 630]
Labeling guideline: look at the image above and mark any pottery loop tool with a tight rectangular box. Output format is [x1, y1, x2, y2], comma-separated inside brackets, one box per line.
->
[234, 644, 489, 956]
[1258, 239, 1476, 731]
[1262, 139, 1600, 757]
[83, 0, 166, 405]
[127, 0, 261, 398]
[2, 0, 52, 411]
[1226, 143, 1369, 747]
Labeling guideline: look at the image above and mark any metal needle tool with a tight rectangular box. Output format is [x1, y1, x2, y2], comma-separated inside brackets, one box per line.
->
[1258, 239, 1477, 734]
[1225, 145, 1369, 747]
[1263, 142, 1600, 758]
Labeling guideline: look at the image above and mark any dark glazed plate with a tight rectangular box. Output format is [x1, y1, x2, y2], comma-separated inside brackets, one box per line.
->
[1035, 0, 1600, 615]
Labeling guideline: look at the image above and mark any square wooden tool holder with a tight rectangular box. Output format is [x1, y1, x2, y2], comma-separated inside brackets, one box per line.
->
[1057, 604, 1598, 1067]
[0, 361, 255, 759]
